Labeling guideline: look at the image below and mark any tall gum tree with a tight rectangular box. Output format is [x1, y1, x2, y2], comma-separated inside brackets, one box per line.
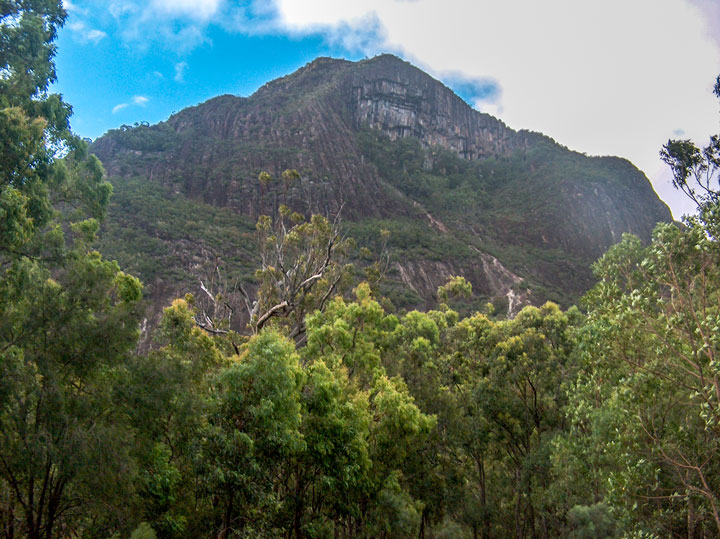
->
[556, 75, 720, 537]
[0, 2, 143, 536]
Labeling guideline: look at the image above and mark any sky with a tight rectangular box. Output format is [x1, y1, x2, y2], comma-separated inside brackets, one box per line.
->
[55, 0, 720, 219]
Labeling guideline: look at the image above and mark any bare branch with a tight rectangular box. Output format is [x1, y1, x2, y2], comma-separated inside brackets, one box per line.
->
[255, 301, 290, 332]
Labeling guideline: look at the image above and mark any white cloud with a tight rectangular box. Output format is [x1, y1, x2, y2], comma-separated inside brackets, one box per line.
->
[109, 1, 137, 19]
[105, 0, 278, 51]
[115, 5, 210, 51]
[149, 0, 224, 21]
[112, 96, 148, 114]
[174, 61, 188, 82]
[67, 20, 107, 43]
[85, 29, 108, 43]
[273, 0, 720, 219]
[63, 0, 86, 14]
[105, 0, 226, 51]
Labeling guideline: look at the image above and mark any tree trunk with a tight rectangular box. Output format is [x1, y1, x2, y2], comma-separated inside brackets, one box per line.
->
[4, 490, 16, 539]
[514, 469, 523, 539]
[688, 496, 695, 539]
[476, 454, 489, 539]
[220, 493, 234, 539]
[293, 499, 303, 538]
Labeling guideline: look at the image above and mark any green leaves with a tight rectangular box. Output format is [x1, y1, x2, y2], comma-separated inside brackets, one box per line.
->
[0, 2, 148, 535]
[0, 1, 66, 106]
[560, 199, 720, 535]
[223, 331, 305, 454]
[660, 77, 720, 211]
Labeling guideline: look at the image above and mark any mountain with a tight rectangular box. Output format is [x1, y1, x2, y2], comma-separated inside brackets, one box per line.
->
[92, 54, 671, 327]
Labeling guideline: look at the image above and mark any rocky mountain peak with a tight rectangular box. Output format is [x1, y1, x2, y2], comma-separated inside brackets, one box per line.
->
[92, 55, 672, 323]
[246, 53, 517, 160]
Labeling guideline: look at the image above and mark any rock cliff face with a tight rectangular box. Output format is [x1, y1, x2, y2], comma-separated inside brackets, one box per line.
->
[92, 54, 672, 321]
[347, 55, 518, 158]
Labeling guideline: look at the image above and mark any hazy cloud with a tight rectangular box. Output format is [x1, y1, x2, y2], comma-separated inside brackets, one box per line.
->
[149, 0, 224, 21]
[63, 0, 87, 14]
[109, 1, 137, 19]
[112, 96, 149, 114]
[174, 61, 188, 82]
[443, 74, 502, 113]
[68, 20, 108, 43]
[99, 0, 281, 51]
[688, 0, 720, 48]
[86, 29, 108, 42]
[104, 0, 229, 51]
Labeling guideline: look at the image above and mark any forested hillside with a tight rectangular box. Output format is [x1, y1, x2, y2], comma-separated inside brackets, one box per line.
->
[2, 3, 720, 538]
[90, 54, 671, 328]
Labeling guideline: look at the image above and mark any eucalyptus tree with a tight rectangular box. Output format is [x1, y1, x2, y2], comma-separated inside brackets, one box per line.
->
[0, 2, 143, 536]
[555, 75, 720, 537]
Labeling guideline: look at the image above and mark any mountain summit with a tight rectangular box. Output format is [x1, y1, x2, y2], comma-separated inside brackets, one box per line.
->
[92, 54, 671, 321]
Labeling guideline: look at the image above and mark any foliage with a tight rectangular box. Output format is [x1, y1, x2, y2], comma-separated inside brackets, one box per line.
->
[0, 2, 143, 536]
[660, 76, 720, 211]
[558, 206, 720, 536]
[97, 176, 257, 291]
[552, 74, 720, 538]
[188, 170, 357, 347]
[248, 196, 354, 340]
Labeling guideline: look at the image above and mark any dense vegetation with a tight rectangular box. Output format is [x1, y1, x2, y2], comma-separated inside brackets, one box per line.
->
[3, 3, 720, 537]
[356, 129, 605, 306]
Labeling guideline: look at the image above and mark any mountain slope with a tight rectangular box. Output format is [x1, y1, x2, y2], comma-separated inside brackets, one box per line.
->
[92, 54, 671, 325]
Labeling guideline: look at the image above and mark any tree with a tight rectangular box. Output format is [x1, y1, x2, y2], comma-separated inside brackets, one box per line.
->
[198, 330, 305, 538]
[184, 284, 438, 537]
[562, 221, 720, 536]
[445, 303, 579, 538]
[0, 2, 143, 536]
[1, 1, 107, 258]
[301, 284, 435, 536]
[116, 299, 228, 537]
[195, 173, 354, 347]
[249, 207, 353, 341]
[556, 75, 720, 537]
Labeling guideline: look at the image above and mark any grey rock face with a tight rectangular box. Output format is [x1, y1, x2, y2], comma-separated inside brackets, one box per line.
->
[348, 57, 516, 159]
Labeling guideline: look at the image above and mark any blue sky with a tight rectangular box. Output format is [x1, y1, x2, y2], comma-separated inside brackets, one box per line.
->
[55, 7, 360, 138]
[55, 0, 720, 218]
[56, 1, 495, 140]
